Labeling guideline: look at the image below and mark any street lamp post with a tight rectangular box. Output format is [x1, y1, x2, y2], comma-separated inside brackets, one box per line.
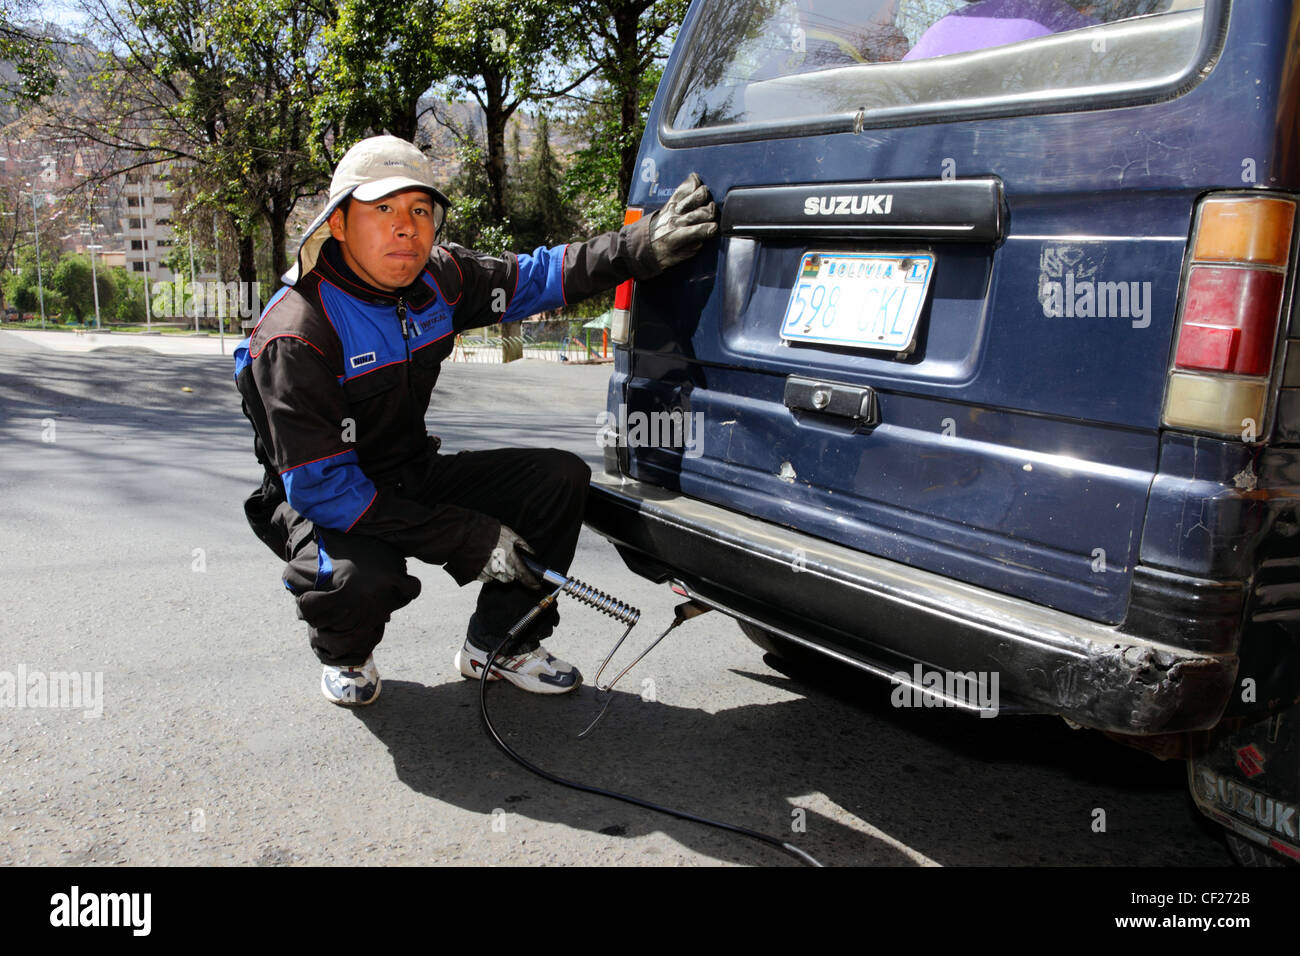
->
[214, 219, 225, 354]
[0, 210, 12, 321]
[188, 233, 198, 334]
[87, 242, 103, 330]
[26, 183, 46, 329]
[77, 222, 103, 331]
[137, 197, 152, 332]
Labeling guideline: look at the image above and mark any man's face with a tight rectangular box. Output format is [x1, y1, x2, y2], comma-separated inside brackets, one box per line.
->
[327, 189, 438, 292]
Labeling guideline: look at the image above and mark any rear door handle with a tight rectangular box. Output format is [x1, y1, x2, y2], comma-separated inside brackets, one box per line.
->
[784, 376, 879, 426]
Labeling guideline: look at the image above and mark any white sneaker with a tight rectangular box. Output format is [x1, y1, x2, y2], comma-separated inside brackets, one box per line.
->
[321, 656, 381, 706]
[454, 638, 582, 695]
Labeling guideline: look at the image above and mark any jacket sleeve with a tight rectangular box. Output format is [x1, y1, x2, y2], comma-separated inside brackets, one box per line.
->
[251, 334, 498, 584]
[451, 214, 662, 331]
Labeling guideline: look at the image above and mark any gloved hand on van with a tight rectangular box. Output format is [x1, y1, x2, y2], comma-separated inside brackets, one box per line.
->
[648, 172, 719, 270]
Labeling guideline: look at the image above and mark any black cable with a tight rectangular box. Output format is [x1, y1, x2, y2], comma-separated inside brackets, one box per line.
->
[478, 630, 824, 867]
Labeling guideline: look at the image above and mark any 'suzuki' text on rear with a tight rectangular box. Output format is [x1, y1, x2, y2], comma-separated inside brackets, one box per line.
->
[803, 195, 895, 216]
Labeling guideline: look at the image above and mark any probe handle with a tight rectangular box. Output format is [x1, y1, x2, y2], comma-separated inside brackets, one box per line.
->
[517, 546, 567, 589]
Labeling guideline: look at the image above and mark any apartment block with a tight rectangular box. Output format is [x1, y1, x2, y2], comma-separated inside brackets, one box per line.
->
[120, 169, 179, 284]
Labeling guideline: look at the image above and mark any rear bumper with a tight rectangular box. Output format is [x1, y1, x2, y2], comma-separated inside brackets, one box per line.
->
[586, 474, 1238, 734]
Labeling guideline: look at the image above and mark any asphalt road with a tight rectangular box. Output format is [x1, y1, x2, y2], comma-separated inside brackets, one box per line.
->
[0, 330, 1233, 866]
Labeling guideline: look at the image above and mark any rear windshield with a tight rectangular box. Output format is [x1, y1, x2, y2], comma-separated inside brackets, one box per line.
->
[667, 0, 1212, 134]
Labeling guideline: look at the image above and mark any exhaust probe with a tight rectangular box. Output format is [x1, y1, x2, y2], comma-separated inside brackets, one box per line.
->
[474, 547, 822, 867]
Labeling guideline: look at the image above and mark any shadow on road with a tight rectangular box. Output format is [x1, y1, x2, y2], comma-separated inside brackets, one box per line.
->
[347, 648, 1224, 866]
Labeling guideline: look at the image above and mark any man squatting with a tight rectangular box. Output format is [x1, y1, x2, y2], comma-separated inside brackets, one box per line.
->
[234, 135, 717, 704]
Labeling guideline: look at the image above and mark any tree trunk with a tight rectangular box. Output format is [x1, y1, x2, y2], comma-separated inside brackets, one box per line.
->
[266, 200, 289, 289]
[485, 112, 509, 223]
[618, 79, 640, 202]
[238, 231, 258, 332]
[393, 91, 421, 142]
[238, 232, 256, 285]
[482, 71, 513, 224]
[615, 2, 643, 202]
[501, 321, 523, 363]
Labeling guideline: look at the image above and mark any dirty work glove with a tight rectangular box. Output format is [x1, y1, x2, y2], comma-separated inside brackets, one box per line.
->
[648, 172, 719, 270]
[476, 525, 541, 589]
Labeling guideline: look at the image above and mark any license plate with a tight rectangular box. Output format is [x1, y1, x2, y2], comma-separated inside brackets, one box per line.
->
[779, 252, 934, 353]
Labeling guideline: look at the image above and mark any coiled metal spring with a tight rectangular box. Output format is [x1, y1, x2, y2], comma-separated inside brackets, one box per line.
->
[560, 577, 640, 627]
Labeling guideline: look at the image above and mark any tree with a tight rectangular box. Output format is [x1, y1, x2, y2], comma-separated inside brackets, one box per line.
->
[110, 267, 147, 323]
[313, 0, 442, 152]
[0, 178, 72, 284]
[50, 255, 115, 324]
[1, 186, 32, 280]
[51, 256, 92, 324]
[319, 1, 596, 219]
[511, 111, 574, 250]
[561, 85, 639, 234]
[3, 261, 45, 317]
[571, 0, 689, 201]
[319, 0, 597, 220]
[1, 235, 63, 319]
[48, 0, 330, 290]
[434, 0, 595, 224]
[0, 0, 58, 106]
[442, 140, 514, 254]
[204, 0, 331, 282]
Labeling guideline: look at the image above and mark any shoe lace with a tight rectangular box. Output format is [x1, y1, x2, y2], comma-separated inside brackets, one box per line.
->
[493, 646, 552, 672]
[331, 659, 374, 681]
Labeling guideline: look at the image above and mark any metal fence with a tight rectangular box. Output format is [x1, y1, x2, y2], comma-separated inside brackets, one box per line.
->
[449, 320, 612, 363]
[1, 316, 615, 363]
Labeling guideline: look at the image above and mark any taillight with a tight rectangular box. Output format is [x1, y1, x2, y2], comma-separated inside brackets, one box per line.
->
[611, 207, 642, 346]
[1163, 194, 1295, 438]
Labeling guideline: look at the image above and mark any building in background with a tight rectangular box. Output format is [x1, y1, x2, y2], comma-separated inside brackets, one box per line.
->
[120, 167, 175, 282]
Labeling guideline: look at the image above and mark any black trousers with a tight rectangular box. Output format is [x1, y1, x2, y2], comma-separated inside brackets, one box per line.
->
[273, 447, 590, 666]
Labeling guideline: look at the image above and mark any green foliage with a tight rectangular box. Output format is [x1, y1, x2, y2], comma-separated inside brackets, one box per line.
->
[47, 256, 116, 324]
[570, 0, 687, 200]
[562, 288, 615, 321]
[0, 1, 57, 103]
[161, 244, 190, 279]
[510, 112, 576, 248]
[75, 0, 329, 281]
[110, 269, 148, 324]
[313, 0, 441, 152]
[51, 256, 93, 324]
[202, 0, 331, 274]
[3, 262, 47, 315]
[442, 141, 515, 253]
[314, 0, 584, 165]
[414, 0, 595, 225]
[562, 91, 636, 234]
[434, 0, 587, 106]
[57, 0, 688, 287]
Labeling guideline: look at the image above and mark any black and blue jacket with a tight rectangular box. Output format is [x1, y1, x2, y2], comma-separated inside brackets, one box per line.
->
[234, 223, 660, 583]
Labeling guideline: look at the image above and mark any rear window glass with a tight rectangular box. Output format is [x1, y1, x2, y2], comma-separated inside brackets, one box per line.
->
[668, 0, 1210, 133]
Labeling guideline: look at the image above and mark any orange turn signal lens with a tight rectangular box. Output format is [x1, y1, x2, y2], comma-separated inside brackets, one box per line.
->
[1192, 196, 1295, 267]
[611, 208, 643, 345]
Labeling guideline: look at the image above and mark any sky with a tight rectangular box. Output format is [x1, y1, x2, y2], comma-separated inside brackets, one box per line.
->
[29, 1, 90, 31]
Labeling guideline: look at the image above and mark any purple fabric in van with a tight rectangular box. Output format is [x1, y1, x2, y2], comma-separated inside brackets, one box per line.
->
[903, 0, 1095, 61]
